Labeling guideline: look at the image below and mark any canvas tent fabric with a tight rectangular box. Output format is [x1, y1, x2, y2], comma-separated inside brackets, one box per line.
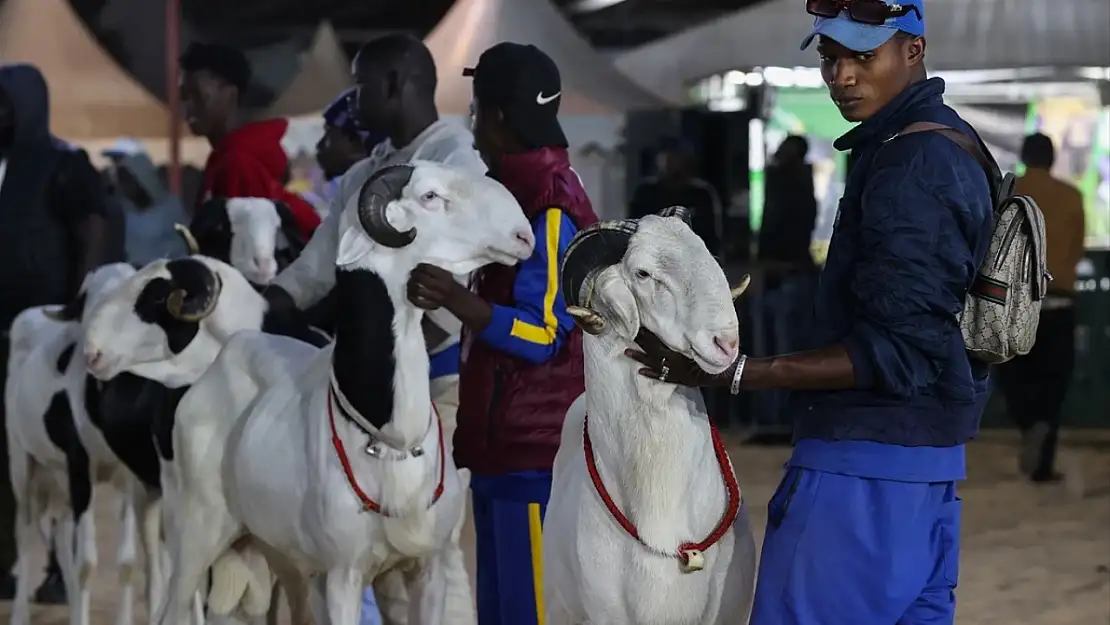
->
[0, 0, 171, 139]
[425, 0, 671, 115]
[616, 0, 1110, 103]
[263, 22, 353, 119]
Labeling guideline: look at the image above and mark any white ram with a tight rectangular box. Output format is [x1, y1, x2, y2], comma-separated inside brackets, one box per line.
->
[543, 207, 758, 624]
[5, 263, 148, 625]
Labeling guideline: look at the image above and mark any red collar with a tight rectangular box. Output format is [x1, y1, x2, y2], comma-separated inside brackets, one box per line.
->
[327, 386, 445, 516]
[582, 414, 741, 572]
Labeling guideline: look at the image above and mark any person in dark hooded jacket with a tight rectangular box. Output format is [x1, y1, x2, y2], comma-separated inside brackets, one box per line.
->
[102, 140, 190, 266]
[0, 63, 117, 603]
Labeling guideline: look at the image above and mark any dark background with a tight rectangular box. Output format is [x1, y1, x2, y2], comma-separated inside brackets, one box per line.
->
[43, 0, 765, 106]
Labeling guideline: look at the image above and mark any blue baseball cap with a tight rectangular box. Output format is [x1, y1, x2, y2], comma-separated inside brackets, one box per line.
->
[800, 0, 925, 53]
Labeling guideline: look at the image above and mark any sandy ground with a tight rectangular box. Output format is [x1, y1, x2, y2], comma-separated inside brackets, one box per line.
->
[3, 431, 1108, 625]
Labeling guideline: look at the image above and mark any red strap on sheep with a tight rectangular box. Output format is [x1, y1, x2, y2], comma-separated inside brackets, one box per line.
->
[582, 414, 741, 572]
[327, 386, 446, 516]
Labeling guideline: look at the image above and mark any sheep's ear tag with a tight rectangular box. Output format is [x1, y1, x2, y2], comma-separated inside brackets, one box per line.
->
[680, 549, 705, 573]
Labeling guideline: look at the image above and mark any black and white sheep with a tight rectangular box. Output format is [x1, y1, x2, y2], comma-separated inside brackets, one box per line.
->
[138, 162, 533, 625]
[5, 263, 149, 625]
[175, 196, 335, 337]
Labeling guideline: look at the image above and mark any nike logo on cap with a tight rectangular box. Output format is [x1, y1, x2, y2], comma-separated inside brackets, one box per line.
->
[536, 91, 561, 105]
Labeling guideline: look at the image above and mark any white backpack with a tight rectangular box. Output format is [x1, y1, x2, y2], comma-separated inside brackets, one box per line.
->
[889, 122, 1051, 364]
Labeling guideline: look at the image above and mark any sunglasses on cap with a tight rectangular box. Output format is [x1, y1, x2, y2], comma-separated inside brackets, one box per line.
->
[805, 0, 921, 25]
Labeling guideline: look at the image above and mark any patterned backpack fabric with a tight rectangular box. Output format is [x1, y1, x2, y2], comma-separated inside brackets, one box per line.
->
[889, 122, 1050, 364]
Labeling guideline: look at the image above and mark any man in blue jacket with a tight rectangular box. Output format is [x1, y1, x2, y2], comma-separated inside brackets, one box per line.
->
[625, 1, 994, 623]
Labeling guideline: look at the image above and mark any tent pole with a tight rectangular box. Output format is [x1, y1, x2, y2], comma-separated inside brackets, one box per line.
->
[166, 0, 182, 198]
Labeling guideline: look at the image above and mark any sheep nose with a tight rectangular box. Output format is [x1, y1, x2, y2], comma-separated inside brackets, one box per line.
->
[713, 333, 740, 360]
[254, 255, 276, 274]
[86, 348, 103, 369]
[514, 228, 535, 250]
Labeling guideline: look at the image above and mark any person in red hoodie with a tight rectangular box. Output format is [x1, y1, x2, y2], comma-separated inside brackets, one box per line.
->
[178, 42, 320, 239]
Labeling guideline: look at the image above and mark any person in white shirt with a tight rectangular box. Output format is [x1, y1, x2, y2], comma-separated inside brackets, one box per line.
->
[263, 35, 484, 625]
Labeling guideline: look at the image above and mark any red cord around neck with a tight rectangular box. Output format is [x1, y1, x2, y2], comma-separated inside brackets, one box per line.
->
[582, 414, 741, 568]
[327, 386, 445, 516]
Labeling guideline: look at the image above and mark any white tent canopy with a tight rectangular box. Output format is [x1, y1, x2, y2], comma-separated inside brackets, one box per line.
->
[425, 0, 671, 115]
[0, 0, 171, 139]
[264, 21, 353, 119]
[616, 0, 1110, 104]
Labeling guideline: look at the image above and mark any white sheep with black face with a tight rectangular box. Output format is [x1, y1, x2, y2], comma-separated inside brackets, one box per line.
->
[542, 208, 757, 625]
[147, 161, 533, 625]
[175, 197, 306, 285]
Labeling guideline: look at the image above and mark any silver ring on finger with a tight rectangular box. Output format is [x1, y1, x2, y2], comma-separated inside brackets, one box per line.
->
[659, 364, 670, 382]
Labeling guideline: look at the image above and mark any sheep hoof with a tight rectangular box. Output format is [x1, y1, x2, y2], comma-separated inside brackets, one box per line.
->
[679, 549, 705, 573]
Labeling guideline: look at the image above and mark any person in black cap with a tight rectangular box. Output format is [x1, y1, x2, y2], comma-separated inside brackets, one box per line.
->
[404, 42, 598, 625]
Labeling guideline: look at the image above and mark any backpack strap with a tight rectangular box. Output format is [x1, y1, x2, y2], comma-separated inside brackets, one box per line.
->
[890, 121, 1010, 209]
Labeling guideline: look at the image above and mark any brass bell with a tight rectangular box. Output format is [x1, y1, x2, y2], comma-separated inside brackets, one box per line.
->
[680, 549, 705, 573]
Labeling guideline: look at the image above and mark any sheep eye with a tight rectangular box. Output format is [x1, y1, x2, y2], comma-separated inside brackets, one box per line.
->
[421, 191, 438, 202]
[634, 269, 651, 280]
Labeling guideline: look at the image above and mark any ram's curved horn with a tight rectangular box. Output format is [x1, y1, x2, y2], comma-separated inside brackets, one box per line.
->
[560, 219, 639, 310]
[42, 307, 67, 321]
[731, 273, 752, 301]
[174, 223, 200, 255]
[567, 306, 606, 335]
[657, 205, 692, 225]
[357, 164, 417, 248]
[166, 270, 223, 322]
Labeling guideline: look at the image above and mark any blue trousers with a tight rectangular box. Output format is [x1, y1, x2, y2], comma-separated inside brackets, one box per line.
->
[471, 470, 552, 625]
[751, 468, 962, 625]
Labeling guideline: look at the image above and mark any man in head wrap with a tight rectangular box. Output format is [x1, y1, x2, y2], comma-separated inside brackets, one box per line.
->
[316, 87, 385, 190]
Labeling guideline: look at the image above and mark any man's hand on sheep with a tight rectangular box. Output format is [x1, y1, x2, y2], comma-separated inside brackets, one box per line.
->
[624, 330, 733, 387]
[407, 263, 492, 332]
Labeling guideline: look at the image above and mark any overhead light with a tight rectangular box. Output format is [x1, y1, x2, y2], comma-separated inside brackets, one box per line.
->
[565, 0, 630, 14]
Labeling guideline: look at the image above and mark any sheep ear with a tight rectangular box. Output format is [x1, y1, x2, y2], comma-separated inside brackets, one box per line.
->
[335, 207, 374, 266]
[589, 270, 640, 339]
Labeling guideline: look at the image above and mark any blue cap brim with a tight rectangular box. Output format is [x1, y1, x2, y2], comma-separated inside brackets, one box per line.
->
[800, 17, 898, 52]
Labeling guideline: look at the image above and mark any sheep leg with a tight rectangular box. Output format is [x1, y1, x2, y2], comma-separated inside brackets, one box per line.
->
[324, 568, 364, 625]
[308, 575, 329, 625]
[372, 569, 409, 625]
[138, 493, 166, 625]
[441, 469, 476, 625]
[115, 484, 139, 625]
[64, 440, 95, 625]
[53, 514, 91, 625]
[7, 449, 38, 625]
[156, 499, 238, 625]
[404, 552, 447, 625]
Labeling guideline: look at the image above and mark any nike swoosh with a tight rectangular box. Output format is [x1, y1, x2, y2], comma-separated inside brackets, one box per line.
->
[536, 91, 561, 105]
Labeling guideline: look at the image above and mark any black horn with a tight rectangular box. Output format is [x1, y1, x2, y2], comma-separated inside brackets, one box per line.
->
[164, 258, 223, 322]
[657, 205, 693, 224]
[357, 164, 417, 248]
[560, 220, 639, 308]
[43, 291, 88, 323]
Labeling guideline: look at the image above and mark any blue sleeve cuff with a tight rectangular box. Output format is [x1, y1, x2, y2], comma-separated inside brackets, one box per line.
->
[842, 327, 877, 390]
[478, 304, 516, 348]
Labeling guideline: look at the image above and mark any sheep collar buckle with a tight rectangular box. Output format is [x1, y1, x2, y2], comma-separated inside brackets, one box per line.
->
[581, 414, 741, 574]
[326, 386, 446, 517]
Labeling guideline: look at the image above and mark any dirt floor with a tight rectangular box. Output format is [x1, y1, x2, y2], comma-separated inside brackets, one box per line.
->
[4, 430, 1108, 625]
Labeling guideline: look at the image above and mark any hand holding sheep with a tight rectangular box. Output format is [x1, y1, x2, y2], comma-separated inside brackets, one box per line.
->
[625, 273, 753, 387]
[407, 263, 493, 331]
